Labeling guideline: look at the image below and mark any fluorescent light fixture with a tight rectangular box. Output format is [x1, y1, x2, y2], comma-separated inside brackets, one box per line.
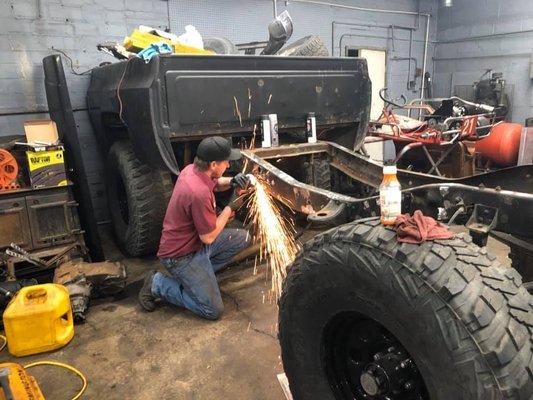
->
[444, 0, 453, 7]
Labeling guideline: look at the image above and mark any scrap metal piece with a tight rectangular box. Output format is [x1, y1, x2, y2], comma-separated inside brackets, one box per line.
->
[63, 275, 91, 324]
[307, 200, 347, 225]
[466, 204, 499, 247]
[55, 259, 126, 296]
[54, 259, 127, 323]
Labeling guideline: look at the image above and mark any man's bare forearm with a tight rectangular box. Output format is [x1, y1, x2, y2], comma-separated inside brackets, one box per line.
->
[215, 176, 233, 192]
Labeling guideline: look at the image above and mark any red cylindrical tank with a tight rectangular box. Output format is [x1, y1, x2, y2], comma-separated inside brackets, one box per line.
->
[475, 122, 522, 166]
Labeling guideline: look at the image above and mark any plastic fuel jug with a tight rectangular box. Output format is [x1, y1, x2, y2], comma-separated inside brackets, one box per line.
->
[3, 284, 74, 357]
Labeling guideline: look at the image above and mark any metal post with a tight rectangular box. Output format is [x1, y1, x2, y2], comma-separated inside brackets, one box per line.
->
[420, 14, 430, 100]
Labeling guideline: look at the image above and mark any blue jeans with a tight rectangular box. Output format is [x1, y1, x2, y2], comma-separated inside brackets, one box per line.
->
[151, 229, 251, 320]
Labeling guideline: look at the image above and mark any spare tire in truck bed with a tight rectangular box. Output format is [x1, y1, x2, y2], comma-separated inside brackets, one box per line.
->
[276, 35, 329, 57]
[279, 218, 533, 400]
[106, 141, 173, 257]
[203, 37, 237, 55]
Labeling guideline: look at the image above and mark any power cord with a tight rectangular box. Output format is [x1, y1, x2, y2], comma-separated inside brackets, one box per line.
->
[117, 57, 135, 123]
[51, 48, 92, 76]
[24, 361, 87, 400]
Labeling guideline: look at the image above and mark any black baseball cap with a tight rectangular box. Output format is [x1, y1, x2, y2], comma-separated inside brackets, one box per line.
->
[196, 136, 241, 162]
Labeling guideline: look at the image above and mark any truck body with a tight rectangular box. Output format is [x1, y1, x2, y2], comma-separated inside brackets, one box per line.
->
[87, 54, 372, 174]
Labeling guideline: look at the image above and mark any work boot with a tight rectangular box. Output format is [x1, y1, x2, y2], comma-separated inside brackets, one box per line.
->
[138, 271, 157, 312]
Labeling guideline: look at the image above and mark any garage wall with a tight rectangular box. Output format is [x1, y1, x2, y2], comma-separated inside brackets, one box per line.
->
[0, 0, 169, 221]
[169, 0, 438, 105]
[1, 0, 438, 223]
[433, 0, 533, 124]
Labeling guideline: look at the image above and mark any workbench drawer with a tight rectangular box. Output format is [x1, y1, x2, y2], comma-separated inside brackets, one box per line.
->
[26, 192, 81, 249]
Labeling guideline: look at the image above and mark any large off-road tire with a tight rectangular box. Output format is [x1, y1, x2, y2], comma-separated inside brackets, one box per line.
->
[509, 244, 533, 284]
[277, 35, 329, 57]
[279, 218, 533, 399]
[106, 141, 173, 257]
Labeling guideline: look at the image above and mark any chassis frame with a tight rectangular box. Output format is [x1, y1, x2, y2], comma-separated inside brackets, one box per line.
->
[242, 141, 533, 283]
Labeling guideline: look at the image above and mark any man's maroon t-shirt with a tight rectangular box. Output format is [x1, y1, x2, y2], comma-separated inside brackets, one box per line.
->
[157, 164, 217, 258]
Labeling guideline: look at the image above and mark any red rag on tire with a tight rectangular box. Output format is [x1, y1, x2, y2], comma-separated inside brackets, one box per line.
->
[395, 210, 454, 244]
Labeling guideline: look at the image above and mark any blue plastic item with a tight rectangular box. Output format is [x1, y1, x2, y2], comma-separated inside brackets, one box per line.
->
[138, 42, 173, 62]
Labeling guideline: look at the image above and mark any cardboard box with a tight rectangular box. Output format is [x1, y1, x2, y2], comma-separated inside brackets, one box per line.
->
[24, 120, 59, 144]
[26, 147, 67, 189]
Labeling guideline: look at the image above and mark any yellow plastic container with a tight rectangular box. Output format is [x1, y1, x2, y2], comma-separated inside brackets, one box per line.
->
[3, 284, 74, 357]
[123, 29, 214, 55]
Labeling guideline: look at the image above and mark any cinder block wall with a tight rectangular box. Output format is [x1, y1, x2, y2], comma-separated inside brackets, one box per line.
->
[433, 0, 533, 124]
[0, 0, 169, 222]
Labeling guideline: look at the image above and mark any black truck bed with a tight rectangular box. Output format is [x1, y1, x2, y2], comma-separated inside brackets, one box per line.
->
[87, 54, 371, 174]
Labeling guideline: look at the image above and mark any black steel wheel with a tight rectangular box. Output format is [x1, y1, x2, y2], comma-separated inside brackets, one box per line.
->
[279, 219, 533, 400]
[323, 313, 428, 399]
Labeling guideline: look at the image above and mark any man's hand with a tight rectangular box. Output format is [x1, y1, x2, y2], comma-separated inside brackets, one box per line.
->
[230, 173, 250, 189]
[228, 189, 245, 211]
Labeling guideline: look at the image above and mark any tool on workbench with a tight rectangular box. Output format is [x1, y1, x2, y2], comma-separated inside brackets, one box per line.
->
[4, 243, 47, 269]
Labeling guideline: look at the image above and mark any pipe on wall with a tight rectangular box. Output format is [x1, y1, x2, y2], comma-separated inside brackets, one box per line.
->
[332, 22, 423, 93]
[390, 57, 418, 91]
[289, 0, 431, 98]
[433, 52, 532, 61]
[420, 14, 430, 99]
[337, 31, 419, 56]
[331, 21, 416, 55]
[437, 29, 533, 44]
[289, 0, 427, 16]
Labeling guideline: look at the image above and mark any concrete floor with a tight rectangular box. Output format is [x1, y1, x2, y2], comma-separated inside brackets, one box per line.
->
[2, 228, 511, 400]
